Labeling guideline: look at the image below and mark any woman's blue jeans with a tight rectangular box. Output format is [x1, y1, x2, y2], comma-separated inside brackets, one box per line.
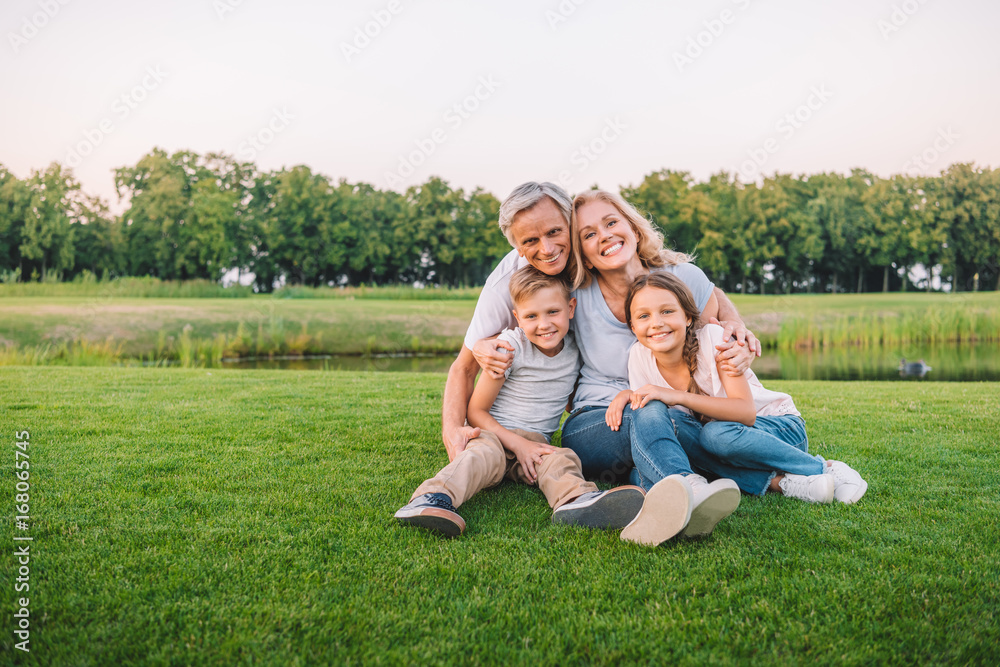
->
[560, 402, 702, 491]
[699, 415, 825, 496]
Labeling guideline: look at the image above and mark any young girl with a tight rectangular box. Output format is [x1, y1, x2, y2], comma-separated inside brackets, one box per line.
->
[610, 272, 867, 504]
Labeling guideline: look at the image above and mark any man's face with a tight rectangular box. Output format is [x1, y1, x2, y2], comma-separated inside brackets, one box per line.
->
[509, 198, 571, 276]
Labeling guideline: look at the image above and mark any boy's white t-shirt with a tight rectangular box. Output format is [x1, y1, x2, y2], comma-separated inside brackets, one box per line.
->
[487, 327, 581, 440]
[627, 323, 799, 418]
[463, 249, 527, 350]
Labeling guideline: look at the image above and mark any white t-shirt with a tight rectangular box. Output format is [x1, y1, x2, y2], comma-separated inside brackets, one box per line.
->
[627, 323, 799, 418]
[571, 262, 715, 409]
[463, 249, 528, 350]
[487, 328, 582, 440]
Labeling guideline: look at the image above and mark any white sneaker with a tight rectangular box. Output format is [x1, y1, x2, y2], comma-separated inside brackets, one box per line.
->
[680, 475, 741, 538]
[620, 475, 692, 546]
[825, 460, 868, 504]
[778, 473, 835, 504]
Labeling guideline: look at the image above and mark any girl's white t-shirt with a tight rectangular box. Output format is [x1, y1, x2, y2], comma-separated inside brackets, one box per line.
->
[626, 323, 799, 418]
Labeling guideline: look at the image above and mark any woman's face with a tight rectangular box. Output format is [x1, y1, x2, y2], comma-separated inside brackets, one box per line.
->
[575, 199, 639, 273]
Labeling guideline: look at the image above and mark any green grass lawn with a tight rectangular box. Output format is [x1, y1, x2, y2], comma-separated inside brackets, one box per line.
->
[2, 368, 998, 665]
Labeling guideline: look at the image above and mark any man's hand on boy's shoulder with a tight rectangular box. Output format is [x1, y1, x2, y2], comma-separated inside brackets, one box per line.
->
[472, 336, 514, 379]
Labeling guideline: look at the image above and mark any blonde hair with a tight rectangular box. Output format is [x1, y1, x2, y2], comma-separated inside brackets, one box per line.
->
[508, 265, 572, 307]
[569, 189, 692, 289]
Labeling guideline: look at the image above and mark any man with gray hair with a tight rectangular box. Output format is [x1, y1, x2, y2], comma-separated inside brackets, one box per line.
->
[441, 181, 756, 462]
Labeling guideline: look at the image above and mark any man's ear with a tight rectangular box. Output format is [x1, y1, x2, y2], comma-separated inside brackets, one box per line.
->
[567, 297, 577, 320]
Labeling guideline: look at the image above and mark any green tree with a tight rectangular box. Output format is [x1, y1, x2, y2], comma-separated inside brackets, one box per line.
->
[19, 163, 77, 281]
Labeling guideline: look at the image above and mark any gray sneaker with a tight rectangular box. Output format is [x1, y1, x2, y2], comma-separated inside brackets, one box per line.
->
[551, 486, 645, 529]
[778, 473, 835, 504]
[394, 493, 465, 537]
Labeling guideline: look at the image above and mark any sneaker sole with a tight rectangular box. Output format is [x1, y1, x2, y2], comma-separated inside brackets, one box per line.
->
[620, 477, 692, 546]
[394, 508, 465, 537]
[681, 482, 741, 538]
[835, 478, 868, 504]
[551, 485, 646, 529]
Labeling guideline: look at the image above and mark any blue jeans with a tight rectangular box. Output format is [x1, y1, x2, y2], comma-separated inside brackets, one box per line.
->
[698, 415, 824, 496]
[560, 402, 701, 491]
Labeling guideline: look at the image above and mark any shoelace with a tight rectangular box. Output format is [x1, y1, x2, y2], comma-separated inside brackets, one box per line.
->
[779, 475, 809, 498]
[423, 494, 458, 511]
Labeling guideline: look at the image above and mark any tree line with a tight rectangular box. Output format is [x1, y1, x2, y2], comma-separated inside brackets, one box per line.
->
[1, 148, 997, 292]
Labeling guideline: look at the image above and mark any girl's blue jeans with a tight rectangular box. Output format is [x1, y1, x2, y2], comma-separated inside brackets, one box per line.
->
[699, 415, 825, 496]
[560, 401, 701, 491]
[561, 402, 824, 496]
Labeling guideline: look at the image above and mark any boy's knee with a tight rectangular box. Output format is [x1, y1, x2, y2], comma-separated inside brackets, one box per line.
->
[468, 431, 507, 465]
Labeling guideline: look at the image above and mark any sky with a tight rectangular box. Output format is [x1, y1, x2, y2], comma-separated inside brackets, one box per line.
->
[2, 0, 999, 211]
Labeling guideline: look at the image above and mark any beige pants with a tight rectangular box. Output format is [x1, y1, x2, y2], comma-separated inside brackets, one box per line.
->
[412, 429, 597, 510]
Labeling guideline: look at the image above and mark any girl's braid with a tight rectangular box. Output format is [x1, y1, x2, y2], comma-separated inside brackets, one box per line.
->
[682, 325, 710, 423]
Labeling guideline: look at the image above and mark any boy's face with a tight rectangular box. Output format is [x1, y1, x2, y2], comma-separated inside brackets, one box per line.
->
[512, 286, 576, 357]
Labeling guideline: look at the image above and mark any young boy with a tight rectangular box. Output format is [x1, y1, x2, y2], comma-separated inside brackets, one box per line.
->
[395, 266, 645, 536]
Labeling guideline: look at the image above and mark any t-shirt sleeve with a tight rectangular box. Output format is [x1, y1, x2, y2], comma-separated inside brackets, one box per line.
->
[627, 342, 647, 391]
[670, 262, 715, 315]
[498, 329, 523, 380]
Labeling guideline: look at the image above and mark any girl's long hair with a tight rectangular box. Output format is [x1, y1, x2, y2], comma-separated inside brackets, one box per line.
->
[569, 190, 693, 289]
[625, 272, 710, 423]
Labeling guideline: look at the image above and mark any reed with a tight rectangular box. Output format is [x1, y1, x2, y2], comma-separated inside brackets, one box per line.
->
[0, 275, 481, 300]
[773, 305, 1000, 349]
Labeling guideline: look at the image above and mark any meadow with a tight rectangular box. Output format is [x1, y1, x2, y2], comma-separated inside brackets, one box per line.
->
[1, 285, 999, 367]
[1, 367, 998, 665]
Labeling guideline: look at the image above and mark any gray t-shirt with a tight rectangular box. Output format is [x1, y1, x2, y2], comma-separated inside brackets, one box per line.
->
[571, 262, 714, 410]
[488, 328, 582, 440]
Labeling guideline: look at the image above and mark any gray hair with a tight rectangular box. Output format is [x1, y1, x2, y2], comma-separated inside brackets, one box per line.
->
[498, 182, 573, 246]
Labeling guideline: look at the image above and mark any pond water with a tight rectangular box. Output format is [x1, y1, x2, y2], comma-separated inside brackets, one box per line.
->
[219, 343, 1000, 381]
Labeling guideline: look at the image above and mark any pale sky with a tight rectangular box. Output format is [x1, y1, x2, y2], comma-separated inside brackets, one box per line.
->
[2, 0, 998, 210]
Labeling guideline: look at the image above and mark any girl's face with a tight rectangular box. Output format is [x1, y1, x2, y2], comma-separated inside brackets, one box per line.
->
[575, 200, 639, 273]
[629, 286, 691, 355]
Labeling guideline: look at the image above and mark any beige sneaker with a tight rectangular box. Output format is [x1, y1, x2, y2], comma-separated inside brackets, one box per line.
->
[620, 475, 692, 546]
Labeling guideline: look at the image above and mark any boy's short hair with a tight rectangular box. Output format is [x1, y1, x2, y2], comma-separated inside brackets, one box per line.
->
[509, 266, 572, 307]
